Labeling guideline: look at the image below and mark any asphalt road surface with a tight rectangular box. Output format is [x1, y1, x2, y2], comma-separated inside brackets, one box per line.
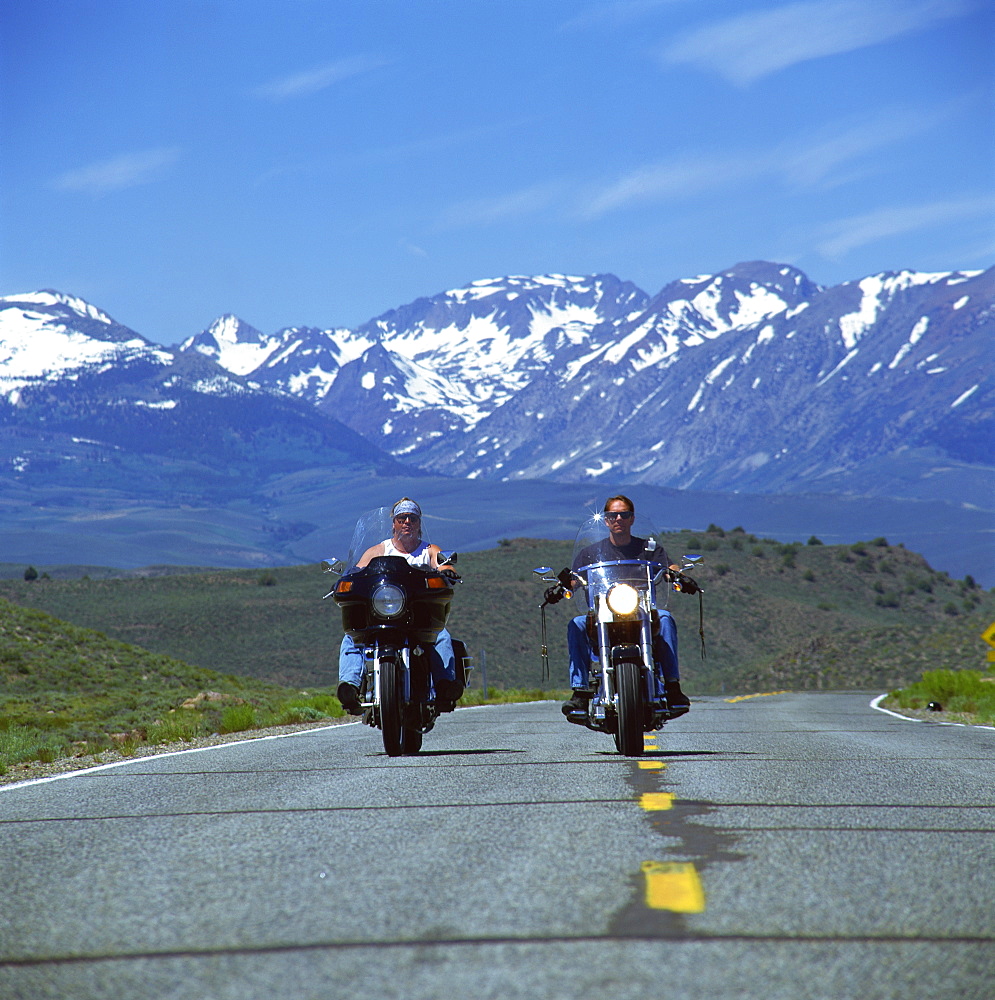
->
[1, 692, 993, 1000]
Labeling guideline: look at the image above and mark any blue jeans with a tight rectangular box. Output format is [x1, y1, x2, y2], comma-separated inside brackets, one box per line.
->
[338, 628, 456, 691]
[567, 611, 679, 699]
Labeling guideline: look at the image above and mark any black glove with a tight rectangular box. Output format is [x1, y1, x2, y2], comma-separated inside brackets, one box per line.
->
[544, 585, 565, 605]
[674, 574, 699, 595]
[441, 568, 461, 583]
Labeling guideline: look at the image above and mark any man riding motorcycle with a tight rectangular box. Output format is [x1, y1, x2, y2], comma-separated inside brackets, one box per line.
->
[335, 497, 463, 714]
[559, 495, 693, 721]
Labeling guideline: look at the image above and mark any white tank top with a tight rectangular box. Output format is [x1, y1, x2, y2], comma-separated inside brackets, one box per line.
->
[382, 538, 433, 567]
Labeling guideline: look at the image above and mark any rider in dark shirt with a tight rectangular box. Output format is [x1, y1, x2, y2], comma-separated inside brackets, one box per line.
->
[563, 495, 690, 719]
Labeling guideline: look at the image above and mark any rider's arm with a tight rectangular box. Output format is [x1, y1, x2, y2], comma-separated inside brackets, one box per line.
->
[356, 543, 385, 568]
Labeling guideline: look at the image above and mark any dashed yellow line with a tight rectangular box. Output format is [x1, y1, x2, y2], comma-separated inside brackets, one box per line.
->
[725, 690, 789, 703]
[638, 760, 665, 770]
[639, 792, 675, 811]
[642, 861, 705, 912]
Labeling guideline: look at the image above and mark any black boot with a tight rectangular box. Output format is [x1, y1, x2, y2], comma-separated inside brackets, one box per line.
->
[665, 680, 690, 717]
[435, 677, 464, 712]
[561, 689, 591, 720]
[336, 682, 363, 715]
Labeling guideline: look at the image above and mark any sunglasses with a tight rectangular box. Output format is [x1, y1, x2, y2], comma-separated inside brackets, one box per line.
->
[393, 514, 421, 522]
[604, 511, 634, 521]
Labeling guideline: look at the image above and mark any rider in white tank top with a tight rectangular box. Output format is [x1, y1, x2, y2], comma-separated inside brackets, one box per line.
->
[382, 537, 433, 567]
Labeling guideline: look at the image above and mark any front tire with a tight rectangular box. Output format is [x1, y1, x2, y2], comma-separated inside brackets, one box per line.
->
[401, 727, 423, 754]
[614, 659, 644, 757]
[380, 656, 404, 757]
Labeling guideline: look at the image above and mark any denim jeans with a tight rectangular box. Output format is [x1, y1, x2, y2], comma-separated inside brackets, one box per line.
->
[567, 611, 679, 698]
[338, 628, 456, 690]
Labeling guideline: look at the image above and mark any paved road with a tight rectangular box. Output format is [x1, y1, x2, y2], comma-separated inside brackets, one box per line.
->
[1, 693, 993, 1000]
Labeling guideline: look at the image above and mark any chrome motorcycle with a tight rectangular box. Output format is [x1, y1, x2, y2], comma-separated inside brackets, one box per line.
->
[323, 506, 469, 756]
[535, 513, 702, 757]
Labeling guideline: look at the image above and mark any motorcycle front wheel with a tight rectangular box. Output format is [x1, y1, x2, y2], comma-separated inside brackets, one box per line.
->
[614, 659, 645, 757]
[380, 656, 404, 757]
[401, 727, 423, 754]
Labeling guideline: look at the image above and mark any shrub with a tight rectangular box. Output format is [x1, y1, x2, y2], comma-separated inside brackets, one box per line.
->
[23, 566, 38, 582]
[220, 703, 257, 733]
[277, 705, 328, 724]
[807, 536, 823, 546]
[257, 572, 277, 587]
[147, 714, 205, 744]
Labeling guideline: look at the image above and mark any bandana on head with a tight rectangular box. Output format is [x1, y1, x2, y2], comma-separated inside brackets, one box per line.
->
[392, 500, 422, 518]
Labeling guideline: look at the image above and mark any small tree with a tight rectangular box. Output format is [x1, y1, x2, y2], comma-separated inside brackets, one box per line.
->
[23, 565, 38, 582]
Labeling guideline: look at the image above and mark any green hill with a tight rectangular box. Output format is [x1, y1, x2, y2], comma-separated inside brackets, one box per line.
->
[1, 526, 991, 696]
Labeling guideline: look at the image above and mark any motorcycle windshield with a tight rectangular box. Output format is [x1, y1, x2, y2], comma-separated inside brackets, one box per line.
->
[570, 512, 669, 612]
[344, 506, 435, 571]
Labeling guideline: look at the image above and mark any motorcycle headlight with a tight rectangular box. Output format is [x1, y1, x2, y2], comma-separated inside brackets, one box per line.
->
[372, 584, 405, 617]
[606, 582, 639, 615]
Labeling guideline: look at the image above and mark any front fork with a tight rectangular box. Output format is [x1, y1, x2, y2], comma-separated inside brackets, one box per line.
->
[590, 619, 660, 722]
[363, 644, 411, 710]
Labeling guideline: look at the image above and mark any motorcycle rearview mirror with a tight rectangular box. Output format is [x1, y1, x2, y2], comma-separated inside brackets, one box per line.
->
[682, 554, 703, 564]
[439, 550, 458, 565]
[321, 558, 344, 575]
[533, 566, 552, 576]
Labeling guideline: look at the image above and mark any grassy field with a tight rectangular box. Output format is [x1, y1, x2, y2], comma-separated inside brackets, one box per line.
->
[2, 527, 991, 697]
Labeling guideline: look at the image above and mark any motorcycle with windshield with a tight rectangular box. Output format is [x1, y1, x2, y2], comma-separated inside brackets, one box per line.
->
[322, 506, 469, 757]
[535, 512, 702, 756]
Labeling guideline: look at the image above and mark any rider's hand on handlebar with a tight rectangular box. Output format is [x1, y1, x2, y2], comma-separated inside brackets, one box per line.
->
[544, 585, 565, 605]
[673, 573, 700, 594]
[440, 568, 461, 583]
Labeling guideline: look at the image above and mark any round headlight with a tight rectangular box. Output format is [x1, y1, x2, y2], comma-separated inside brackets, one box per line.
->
[372, 584, 405, 617]
[606, 582, 639, 615]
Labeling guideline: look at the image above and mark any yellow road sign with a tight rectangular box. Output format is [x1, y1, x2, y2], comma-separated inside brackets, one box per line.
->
[982, 622, 995, 647]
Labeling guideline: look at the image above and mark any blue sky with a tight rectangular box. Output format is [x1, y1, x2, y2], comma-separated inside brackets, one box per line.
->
[2, 0, 992, 344]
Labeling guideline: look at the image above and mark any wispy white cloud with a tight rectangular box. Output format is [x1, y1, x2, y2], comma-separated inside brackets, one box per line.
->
[437, 182, 565, 230]
[581, 156, 761, 217]
[661, 0, 976, 85]
[581, 104, 955, 217]
[51, 147, 180, 196]
[815, 195, 995, 257]
[253, 56, 389, 100]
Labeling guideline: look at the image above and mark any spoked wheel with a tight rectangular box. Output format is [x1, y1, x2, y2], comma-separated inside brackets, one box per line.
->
[380, 656, 404, 757]
[401, 727, 423, 755]
[614, 659, 645, 757]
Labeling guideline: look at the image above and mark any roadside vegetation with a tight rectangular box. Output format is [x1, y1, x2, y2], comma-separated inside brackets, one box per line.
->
[883, 667, 995, 725]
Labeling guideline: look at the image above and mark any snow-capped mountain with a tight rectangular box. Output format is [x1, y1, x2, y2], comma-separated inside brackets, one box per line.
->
[0, 290, 174, 397]
[176, 261, 990, 504]
[2, 260, 991, 511]
[0, 290, 404, 501]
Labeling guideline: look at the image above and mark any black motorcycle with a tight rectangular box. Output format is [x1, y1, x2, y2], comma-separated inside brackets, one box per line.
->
[323, 507, 470, 756]
[535, 512, 702, 756]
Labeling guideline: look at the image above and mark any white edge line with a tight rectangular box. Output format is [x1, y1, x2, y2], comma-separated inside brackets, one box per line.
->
[870, 693, 995, 731]
[0, 720, 362, 793]
[0, 701, 555, 793]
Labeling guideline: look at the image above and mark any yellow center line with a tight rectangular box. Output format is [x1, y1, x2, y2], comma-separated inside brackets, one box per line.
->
[638, 760, 665, 770]
[642, 861, 705, 912]
[639, 792, 675, 811]
[725, 690, 789, 703]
